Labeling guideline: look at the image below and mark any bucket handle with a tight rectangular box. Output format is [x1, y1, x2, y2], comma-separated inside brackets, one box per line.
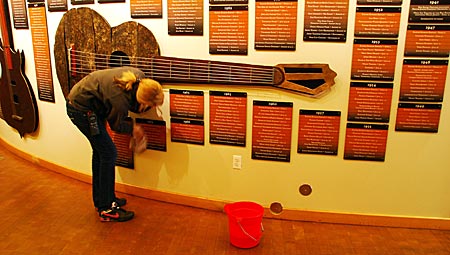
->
[237, 219, 264, 242]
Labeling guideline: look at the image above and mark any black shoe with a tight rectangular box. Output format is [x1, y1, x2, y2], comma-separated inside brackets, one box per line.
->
[115, 197, 127, 207]
[94, 198, 126, 212]
[99, 203, 134, 222]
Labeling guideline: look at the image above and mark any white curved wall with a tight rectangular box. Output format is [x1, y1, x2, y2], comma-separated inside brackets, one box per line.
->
[1, 0, 450, 220]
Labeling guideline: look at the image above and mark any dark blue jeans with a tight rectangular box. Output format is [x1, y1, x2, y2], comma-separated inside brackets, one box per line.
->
[66, 102, 117, 211]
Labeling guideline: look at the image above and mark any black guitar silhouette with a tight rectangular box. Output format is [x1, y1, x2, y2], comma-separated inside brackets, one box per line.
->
[0, 0, 39, 137]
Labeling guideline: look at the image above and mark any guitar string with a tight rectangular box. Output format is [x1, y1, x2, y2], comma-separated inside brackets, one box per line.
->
[70, 62, 275, 84]
[69, 49, 276, 74]
[70, 59, 274, 80]
[68, 49, 276, 85]
[69, 62, 274, 84]
[70, 64, 274, 84]
[70, 52, 275, 83]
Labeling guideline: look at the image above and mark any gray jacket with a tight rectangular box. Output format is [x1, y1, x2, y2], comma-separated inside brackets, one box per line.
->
[68, 66, 144, 134]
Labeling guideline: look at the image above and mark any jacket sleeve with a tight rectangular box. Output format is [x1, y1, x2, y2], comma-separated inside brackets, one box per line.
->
[105, 97, 133, 134]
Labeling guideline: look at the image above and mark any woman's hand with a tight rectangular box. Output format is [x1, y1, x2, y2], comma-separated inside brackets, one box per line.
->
[131, 125, 147, 153]
[132, 125, 145, 140]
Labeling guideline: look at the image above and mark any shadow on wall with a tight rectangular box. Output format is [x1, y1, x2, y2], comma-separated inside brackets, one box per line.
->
[117, 133, 190, 188]
[119, 107, 190, 188]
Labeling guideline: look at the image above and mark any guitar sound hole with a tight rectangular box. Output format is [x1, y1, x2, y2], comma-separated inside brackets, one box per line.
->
[109, 51, 131, 68]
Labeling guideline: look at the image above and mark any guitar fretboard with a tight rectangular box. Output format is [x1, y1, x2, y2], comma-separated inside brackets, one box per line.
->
[69, 49, 279, 86]
[144, 56, 276, 86]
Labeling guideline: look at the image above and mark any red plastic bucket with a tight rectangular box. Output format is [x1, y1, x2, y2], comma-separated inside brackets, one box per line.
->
[224, 201, 264, 248]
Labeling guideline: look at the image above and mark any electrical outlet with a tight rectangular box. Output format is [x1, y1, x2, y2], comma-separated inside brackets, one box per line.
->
[232, 155, 242, 169]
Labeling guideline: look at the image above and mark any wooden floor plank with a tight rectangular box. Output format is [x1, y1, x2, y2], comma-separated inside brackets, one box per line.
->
[1, 144, 450, 255]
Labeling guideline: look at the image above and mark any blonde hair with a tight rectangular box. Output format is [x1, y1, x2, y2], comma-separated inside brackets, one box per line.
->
[114, 71, 164, 106]
[114, 71, 137, 91]
[136, 79, 164, 106]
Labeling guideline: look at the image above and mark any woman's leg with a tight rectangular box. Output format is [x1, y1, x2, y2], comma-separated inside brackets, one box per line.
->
[66, 103, 133, 221]
[92, 150, 100, 209]
[87, 120, 117, 211]
[66, 103, 116, 210]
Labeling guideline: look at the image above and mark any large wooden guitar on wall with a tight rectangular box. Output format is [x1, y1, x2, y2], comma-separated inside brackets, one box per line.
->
[0, 0, 39, 137]
[54, 8, 337, 99]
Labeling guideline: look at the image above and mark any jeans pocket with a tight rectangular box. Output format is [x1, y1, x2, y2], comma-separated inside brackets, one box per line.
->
[67, 105, 91, 137]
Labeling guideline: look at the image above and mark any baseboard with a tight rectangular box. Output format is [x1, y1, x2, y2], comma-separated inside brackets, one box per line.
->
[1, 138, 449, 230]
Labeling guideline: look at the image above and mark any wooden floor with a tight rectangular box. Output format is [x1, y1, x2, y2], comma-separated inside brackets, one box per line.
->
[1, 144, 450, 255]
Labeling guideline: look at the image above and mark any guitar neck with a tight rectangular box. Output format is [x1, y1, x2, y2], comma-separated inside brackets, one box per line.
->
[0, 0, 14, 68]
[69, 48, 338, 97]
[140, 56, 283, 87]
